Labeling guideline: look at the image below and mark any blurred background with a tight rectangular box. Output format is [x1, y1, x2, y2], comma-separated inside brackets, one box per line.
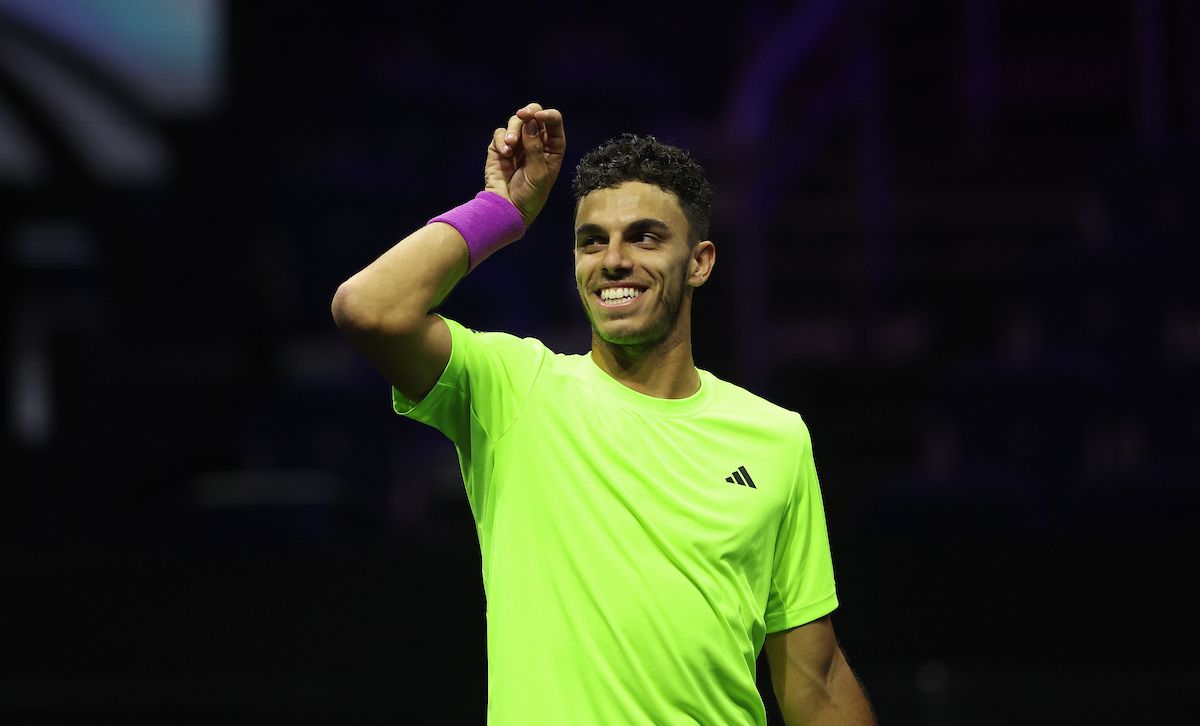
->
[2, 0, 1198, 723]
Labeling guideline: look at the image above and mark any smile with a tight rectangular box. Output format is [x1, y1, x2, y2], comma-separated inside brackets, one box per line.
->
[595, 287, 645, 308]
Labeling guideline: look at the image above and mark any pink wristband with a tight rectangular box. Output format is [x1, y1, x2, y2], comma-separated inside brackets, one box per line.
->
[428, 191, 526, 273]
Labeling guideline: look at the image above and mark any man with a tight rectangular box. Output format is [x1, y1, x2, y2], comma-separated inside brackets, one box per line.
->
[332, 102, 875, 725]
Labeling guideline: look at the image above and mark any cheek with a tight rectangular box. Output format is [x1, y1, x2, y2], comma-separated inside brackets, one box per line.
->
[575, 258, 597, 287]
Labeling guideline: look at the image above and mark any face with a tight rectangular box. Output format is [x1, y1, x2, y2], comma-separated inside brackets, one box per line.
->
[574, 181, 711, 348]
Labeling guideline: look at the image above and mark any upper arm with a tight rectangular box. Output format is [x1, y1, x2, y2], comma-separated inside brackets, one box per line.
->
[765, 614, 839, 700]
[765, 616, 875, 725]
[339, 312, 452, 404]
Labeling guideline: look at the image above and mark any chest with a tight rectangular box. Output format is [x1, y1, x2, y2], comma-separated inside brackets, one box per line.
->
[491, 387, 797, 569]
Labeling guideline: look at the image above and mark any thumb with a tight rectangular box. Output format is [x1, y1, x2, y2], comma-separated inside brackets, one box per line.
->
[520, 118, 546, 181]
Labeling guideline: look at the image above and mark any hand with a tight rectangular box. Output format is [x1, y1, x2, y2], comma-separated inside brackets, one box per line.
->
[484, 102, 565, 228]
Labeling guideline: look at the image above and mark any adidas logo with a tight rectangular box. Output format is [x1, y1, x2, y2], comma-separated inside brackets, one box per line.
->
[725, 465, 757, 489]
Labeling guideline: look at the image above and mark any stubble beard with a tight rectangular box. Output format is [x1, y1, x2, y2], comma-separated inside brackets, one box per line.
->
[581, 264, 690, 351]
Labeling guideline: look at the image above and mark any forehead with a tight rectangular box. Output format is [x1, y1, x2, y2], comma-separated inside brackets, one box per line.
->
[575, 181, 687, 229]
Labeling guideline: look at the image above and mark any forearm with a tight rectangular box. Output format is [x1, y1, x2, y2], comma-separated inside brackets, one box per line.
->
[332, 221, 468, 334]
[333, 101, 561, 334]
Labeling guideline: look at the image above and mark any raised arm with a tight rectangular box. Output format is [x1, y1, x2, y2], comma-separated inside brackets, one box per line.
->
[331, 103, 565, 402]
[764, 615, 876, 725]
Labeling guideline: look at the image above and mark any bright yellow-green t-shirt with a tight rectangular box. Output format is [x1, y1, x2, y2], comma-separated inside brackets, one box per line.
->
[393, 315, 838, 725]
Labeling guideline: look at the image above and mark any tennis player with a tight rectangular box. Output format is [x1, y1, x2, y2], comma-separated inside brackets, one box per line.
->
[333, 102, 875, 725]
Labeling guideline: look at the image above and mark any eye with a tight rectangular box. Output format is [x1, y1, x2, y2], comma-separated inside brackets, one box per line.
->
[578, 236, 605, 250]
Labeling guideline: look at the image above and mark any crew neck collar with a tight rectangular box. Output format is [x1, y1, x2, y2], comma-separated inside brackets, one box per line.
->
[582, 350, 714, 416]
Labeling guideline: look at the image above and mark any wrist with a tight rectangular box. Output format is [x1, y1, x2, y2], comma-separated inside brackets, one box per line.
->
[428, 191, 526, 273]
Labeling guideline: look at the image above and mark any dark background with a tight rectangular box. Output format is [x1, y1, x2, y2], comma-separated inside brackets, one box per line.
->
[3, 1, 1198, 723]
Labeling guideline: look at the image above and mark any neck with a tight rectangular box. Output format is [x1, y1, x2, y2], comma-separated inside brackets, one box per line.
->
[589, 314, 700, 400]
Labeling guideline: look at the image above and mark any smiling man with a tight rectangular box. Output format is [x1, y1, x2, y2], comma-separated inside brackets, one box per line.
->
[575, 174, 706, 398]
[332, 103, 874, 725]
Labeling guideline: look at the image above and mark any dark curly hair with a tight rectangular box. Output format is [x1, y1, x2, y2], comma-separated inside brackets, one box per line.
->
[572, 133, 714, 245]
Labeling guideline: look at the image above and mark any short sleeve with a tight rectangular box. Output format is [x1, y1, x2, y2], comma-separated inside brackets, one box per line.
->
[391, 314, 548, 449]
[764, 416, 839, 633]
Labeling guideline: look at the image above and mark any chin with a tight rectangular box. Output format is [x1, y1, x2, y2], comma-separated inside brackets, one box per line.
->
[595, 319, 668, 347]
[582, 297, 675, 347]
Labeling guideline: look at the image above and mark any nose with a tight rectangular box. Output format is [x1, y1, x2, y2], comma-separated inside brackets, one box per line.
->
[600, 238, 632, 275]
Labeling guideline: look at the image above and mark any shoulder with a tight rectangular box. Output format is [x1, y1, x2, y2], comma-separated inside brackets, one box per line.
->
[443, 316, 557, 358]
[700, 369, 810, 438]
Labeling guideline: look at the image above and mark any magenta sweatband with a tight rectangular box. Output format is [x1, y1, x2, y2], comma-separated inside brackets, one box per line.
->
[428, 191, 526, 273]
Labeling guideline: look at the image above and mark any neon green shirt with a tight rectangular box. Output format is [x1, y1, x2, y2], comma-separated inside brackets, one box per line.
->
[393, 315, 838, 725]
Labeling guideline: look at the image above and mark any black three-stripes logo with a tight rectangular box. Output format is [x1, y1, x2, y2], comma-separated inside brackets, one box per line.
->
[725, 465, 757, 489]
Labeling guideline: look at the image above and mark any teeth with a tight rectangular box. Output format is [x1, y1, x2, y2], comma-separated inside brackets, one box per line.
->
[599, 287, 642, 302]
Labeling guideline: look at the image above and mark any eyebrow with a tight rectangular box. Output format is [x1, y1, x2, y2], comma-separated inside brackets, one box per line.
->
[575, 218, 674, 239]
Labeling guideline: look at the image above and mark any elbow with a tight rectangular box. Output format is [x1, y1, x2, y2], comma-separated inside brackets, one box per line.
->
[331, 281, 366, 332]
[331, 281, 416, 336]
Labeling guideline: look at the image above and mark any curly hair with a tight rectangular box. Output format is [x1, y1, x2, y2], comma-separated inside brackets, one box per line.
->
[572, 133, 714, 245]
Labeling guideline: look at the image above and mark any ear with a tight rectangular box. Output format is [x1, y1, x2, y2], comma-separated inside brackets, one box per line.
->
[687, 240, 716, 288]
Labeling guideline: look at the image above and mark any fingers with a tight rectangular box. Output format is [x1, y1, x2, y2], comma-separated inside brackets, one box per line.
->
[490, 102, 562, 188]
[530, 107, 562, 128]
[483, 139, 511, 198]
[503, 114, 524, 152]
[492, 126, 511, 156]
[532, 108, 565, 152]
[519, 113, 546, 179]
[501, 102, 550, 154]
[484, 103, 562, 227]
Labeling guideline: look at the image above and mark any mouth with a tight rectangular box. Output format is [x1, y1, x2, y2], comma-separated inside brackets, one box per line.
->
[594, 286, 647, 309]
